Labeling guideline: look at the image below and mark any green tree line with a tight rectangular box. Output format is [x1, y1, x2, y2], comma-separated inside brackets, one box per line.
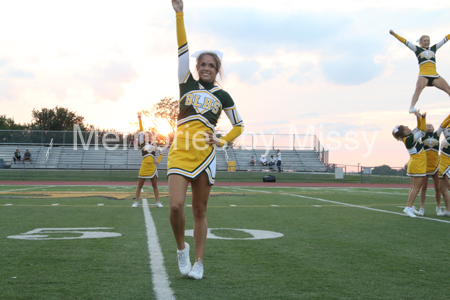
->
[371, 164, 407, 176]
[1, 106, 87, 131]
[1, 99, 179, 145]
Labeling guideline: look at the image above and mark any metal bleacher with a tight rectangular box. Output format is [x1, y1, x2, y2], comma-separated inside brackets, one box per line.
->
[226, 148, 327, 172]
[0, 145, 47, 169]
[54, 146, 169, 170]
[0, 145, 326, 172]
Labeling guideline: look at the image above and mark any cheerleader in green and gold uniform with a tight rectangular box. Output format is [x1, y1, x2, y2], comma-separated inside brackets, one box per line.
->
[132, 115, 164, 208]
[436, 119, 450, 216]
[392, 111, 427, 217]
[170, 0, 244, 280]
[390, 30, 450, 113]
[419, 114, 450, 215]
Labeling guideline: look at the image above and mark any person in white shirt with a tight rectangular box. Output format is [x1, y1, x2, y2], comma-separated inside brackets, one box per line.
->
[276, 149, 282, 172]
[259, 155, 267, 166]
[268, 155, 276, 169]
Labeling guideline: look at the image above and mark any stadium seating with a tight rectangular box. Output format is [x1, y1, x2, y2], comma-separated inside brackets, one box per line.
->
[225, 148, 327, 172]
[0, 145, 327, 172]
[0, 145, 47, 169]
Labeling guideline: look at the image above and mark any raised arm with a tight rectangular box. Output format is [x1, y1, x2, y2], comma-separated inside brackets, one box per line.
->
[437, 113, 450, 136]
[172, 0, 183, 12]
[138, 114, 143, 132]
[173, 0, 190, 84]
[417, 112, 426, 132]
[411, 112, 426, 141]
[137, 115, 145, 145]
[436, 34, 450, 50]
[390, 29, 416, 52]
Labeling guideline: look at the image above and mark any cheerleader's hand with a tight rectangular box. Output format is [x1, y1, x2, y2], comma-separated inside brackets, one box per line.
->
[414, 110, 421, 118]
[204, 131, 224, 147]
[172, 0, 183, 12]
[389, 30, 395, 35]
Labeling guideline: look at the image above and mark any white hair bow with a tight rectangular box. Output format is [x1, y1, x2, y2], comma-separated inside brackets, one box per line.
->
[393, 125, 400, 133]
[191, 50, 223, 61]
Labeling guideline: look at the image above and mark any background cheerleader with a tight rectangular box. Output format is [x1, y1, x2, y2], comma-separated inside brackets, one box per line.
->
[132, 114, 163, 208]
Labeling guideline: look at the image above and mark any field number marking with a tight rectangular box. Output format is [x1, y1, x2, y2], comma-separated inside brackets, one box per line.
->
[185, 228, 284, 240]
[7, 227, 122, 240]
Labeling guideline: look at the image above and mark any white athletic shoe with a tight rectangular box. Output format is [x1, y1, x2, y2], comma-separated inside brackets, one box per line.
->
[177, 243, 192, 275]
[188, 259, 204, 280]
[403, 207, 417, 218]
[409, 107, 418, 114]
[412, 206, 420, 215]
[436, 207, 443, 216]
[156, 202, 163, 208]
[132, 202, 139, 208]
[141, 188, 144, 192]
[442, 210, 450, 217]
[417, 208, 425, 216]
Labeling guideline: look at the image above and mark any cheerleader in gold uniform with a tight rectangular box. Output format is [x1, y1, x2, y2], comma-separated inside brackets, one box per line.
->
[419, 114, 450, 215]
[390, 30, 450, 113]
[132, 115, 164, 208]
[170, 0, 244, 280]
[437, 121, 450, 216]
[392, 111, 427, 217]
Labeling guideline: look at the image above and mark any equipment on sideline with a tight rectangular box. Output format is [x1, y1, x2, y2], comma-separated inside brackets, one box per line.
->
[263, 175, 276, 182]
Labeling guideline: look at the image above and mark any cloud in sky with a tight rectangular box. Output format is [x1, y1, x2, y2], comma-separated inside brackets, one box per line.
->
[81, 59, 140, 102]
[8, 69, 35, 79]
[189, 7, 347, 53]
[0, 54, 138, 104]
[187, 6, 392, 86]
[226, 60, 262, 85]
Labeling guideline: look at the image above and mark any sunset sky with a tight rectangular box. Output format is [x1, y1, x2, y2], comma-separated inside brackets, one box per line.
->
[1, 0, 450, 169]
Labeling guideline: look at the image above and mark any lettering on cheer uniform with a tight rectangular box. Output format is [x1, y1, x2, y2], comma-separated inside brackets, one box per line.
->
[425, 137, 439, 148]
[419, 50, 436, 60]
[184, 90, 221, 115]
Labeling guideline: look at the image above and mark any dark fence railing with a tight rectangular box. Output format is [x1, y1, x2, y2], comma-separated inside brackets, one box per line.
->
[0, 129, 329, 165]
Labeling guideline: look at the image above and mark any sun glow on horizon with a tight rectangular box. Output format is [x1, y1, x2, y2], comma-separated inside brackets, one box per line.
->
[151, 117, 173, 136]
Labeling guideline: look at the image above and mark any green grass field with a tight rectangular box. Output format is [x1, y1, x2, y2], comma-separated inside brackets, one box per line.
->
[2, 184, 450, 299]
[0, 168, 411, 184]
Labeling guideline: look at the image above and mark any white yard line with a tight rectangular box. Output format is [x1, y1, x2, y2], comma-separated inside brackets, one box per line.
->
[233, 188, 272, 193]
[142, 199, 175, 300]
[282, 193, 450, 224]
[233, 187, 450, 224]
[356, 190, 407, 196]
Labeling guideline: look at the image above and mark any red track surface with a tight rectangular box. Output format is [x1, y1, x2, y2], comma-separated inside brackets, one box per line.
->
[0, 181, 411, 188]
